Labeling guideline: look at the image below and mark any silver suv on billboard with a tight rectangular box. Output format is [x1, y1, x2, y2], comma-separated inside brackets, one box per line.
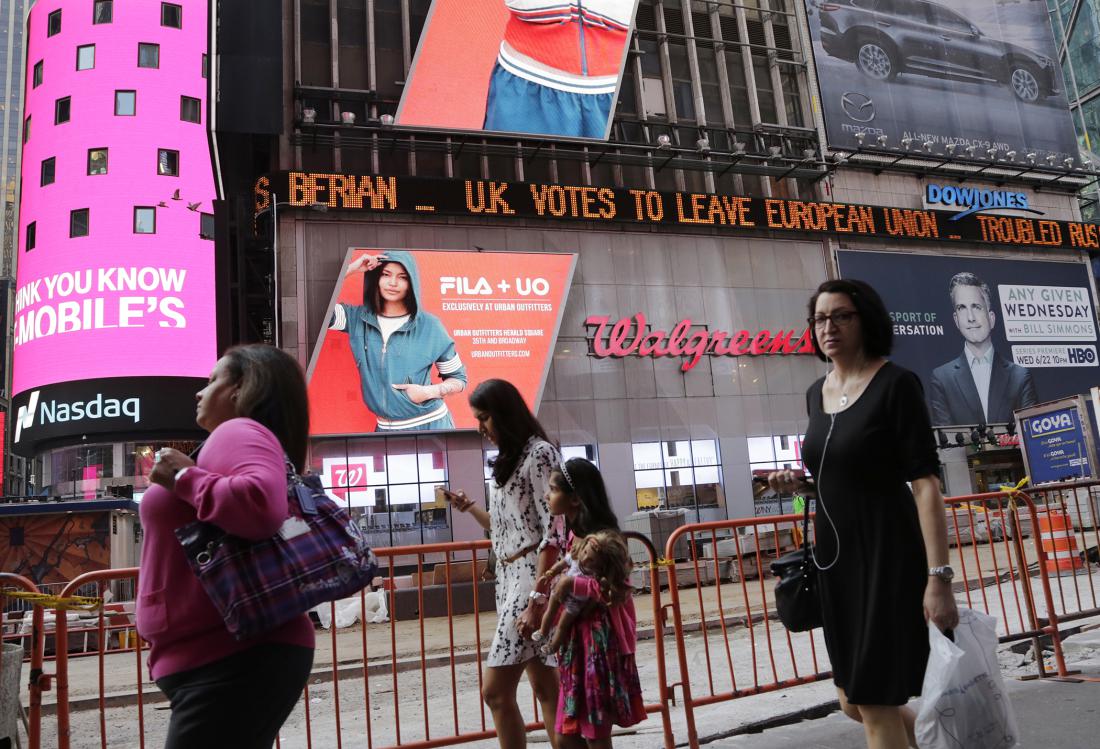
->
[814, 0, 1059, 102]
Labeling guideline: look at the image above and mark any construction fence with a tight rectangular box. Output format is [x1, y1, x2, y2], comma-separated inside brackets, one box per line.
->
[1, 481, 1098, 749]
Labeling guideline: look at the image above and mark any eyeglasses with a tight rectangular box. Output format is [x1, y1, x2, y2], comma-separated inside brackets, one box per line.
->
[809, 310, 858, 329]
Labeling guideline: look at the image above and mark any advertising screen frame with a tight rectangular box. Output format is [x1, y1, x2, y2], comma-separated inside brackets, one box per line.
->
[395, 0, 642, 142]
[306, 247, 577, 438]
[803, 0, 1079, 165]
[1014, 395, 1099, 485]
[834, 249, 1100, 429]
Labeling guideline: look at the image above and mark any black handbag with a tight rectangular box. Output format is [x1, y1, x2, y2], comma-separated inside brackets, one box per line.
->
[770, 498, 822, 632]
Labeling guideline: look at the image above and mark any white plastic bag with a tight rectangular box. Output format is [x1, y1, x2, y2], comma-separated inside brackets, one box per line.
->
[915, 608, 1018, 749]
[312, 590, 389, 629]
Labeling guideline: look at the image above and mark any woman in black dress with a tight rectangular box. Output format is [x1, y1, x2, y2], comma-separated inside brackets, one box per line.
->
[770, 279, 958, 749]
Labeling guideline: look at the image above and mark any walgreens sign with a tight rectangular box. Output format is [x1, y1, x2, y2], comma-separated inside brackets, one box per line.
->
[585, 313, 814, 372]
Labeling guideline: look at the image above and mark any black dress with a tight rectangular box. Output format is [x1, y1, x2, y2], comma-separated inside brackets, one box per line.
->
[801, 362, 940, 705]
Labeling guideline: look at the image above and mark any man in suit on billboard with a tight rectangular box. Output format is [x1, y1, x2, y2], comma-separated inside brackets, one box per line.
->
[929, 272, 1038, 425]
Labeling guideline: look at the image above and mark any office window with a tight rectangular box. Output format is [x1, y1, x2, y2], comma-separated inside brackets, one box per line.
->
[134, 207, 156, 234]
[32, 61, 42, 88]
[93, 1, 113, 24]
[138, 43, 160, 69]
[115, 90, 136, 116]
[40, 157, 55, 186]
[161, 3, 182, 28]
[23, 116, 30, 143]
[70, 209, 90, 238]
[180, 96, 201, 123]
[632, 440, 724, 515]
[88, 148, 108, 175]
[200, 213, 215, 240]
[55, 97, 71, 125]
[77, 45, 95, 70]
[48, 9, 61, 36]
[25, 222, 36, 252]
[202, 53, 208, 79]
[157, 149, 179, 176]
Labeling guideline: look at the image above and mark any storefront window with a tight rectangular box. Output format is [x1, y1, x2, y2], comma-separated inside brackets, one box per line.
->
[747, 433, 806, 515]
[312, 435, 451, 548]
[632, 440, 724, 516]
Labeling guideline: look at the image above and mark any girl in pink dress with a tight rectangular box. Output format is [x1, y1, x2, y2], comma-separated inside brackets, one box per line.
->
[532, 458, 646, 747]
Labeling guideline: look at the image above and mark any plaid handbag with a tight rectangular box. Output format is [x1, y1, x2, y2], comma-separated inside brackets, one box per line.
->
[175, 461, 378, 640]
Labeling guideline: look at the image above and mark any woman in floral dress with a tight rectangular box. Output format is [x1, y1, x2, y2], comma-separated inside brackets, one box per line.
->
[446, 378, 565, 748]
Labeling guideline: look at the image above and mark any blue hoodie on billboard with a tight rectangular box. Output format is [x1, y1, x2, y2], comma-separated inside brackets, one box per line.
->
[330, 250, 467, 431]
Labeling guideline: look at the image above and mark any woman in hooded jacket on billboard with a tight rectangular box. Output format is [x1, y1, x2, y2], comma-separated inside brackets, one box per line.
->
[330, 250, 467, 431]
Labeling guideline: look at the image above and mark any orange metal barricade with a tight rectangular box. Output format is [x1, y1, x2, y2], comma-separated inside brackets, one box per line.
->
[1, 572, 48, 749]
[45, 536, 675, 749]
[660, 513, 833, 749]
[29, 486, 1100, 748]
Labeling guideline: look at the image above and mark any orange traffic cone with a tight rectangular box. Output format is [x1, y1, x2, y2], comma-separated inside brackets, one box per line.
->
[1038, 509, 1085, 576]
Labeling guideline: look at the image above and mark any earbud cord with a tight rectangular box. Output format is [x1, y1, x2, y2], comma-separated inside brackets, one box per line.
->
[811, 410, 841, 572]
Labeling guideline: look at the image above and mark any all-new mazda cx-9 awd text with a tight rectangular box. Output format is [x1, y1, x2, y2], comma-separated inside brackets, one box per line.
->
[814, 0, 1060, 103]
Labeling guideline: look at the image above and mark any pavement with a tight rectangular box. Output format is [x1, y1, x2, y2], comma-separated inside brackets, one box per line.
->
[711, 626, 1100, 748]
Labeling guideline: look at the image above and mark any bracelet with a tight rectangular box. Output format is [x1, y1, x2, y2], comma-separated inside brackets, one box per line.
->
[528, 590, 548, 604]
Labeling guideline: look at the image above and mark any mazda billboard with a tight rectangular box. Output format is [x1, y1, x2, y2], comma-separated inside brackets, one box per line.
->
[806, 0, 1079, 164]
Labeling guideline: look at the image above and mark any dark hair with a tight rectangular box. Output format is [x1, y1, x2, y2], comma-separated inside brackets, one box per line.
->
[222, 344, 310, 472]
[555, 457, 619, 537]
[468, 378, 552, 486]
[362, 260, 418, 317]
[807, 279, 893, 362]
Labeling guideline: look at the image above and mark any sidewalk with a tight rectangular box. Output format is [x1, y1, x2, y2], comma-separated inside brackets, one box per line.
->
[710, 627, 1100, 748]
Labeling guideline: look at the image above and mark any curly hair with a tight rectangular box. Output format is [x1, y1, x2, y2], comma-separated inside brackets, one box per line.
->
[573, 530, 633, 606]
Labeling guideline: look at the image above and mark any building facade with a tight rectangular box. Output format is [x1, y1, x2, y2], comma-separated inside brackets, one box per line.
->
[247, 0, 1099, 551]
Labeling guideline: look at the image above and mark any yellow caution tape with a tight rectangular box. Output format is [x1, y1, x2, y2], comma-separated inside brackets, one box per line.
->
[2, 591, 103, 611]
[998, 476, 1030, 510]
[654, 558, 677, 568]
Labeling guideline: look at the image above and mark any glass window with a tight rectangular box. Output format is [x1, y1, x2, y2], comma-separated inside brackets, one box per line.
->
[631, 439, 724, 515]
[94, 1, 113, 24]
[200, 213, 215, 240]
[48, 9, 61, 37]
[23, 116, 30, 143]
[314, 435, 451, 547]
[157, 148, 179, 175]
[180, 96, 201, 123]
[134, 207, 156, 234]
[77, 45, 95, 70]
[138, 43, 160, 68]
[70, 208, 90, 238]
[32, 60, 42, 88]
[747, 433, 807, 515]
[55, 97, 71, 124]
[202, 53, 208, 79]
[88, 147, 108, 175]
[40, 157, 55, 186]
[161, 3, 182, 28]
[25, 222, 35, 252]
[115, 90, 136, 116]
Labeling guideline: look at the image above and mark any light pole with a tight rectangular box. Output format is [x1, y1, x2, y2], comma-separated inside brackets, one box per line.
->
[256, 195, 327, 347]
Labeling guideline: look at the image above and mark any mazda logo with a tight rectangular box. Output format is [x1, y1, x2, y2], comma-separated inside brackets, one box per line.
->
[841, 92, 875, 122]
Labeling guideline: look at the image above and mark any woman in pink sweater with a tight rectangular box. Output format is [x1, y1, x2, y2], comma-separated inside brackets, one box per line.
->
[137, 344, 315, 749]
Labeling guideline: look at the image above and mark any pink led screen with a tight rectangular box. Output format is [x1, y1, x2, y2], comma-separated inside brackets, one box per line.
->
[13, 2, 216, 420]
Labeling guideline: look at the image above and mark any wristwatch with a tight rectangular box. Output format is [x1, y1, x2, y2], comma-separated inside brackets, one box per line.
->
[929, 565, 955, 582]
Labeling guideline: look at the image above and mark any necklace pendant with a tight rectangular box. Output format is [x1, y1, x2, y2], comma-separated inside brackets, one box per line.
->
[839, 393, 849, 407]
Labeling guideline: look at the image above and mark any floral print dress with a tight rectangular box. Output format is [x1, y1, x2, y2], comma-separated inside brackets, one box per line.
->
[486, 437, 564, 667]
[554, 574, 647, 739]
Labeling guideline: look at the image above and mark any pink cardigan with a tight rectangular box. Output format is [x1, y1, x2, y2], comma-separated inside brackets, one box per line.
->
[136, 417, 315, 680]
